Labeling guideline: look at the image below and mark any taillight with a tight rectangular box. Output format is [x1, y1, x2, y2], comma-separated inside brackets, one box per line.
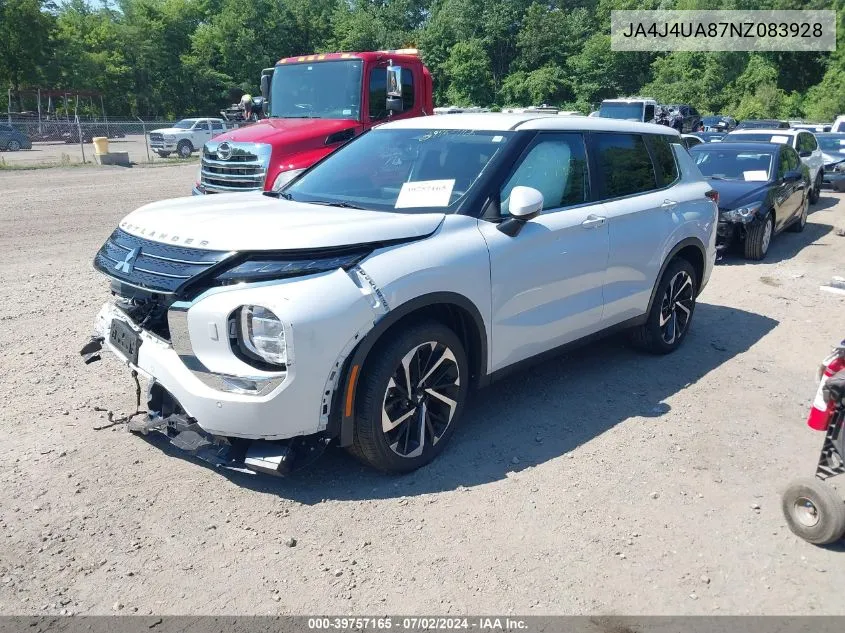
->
[705, 189, 719, 205]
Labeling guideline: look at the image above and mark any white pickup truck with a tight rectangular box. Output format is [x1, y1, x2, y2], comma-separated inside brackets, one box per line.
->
[149, 118, 229, 158]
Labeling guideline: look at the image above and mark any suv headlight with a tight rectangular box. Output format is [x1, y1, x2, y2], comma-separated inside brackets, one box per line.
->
[215, 251, 369, 284]
[272, 169, 305, 191]
[720, 204, 761, 223]
[235, 306, 287, 367]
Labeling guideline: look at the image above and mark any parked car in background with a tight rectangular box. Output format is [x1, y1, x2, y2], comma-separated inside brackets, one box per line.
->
[701, 115, 737, 132]
[735, 119, 790, 130]
[690, 142, 809, 260]
[598, 97, 657, 123]
[149, 118, 228, 158]
[85, 114, 717, 475]
[0, 124, 32, 151]
[816, 132, 845, 191]
[791, 122, 831, 133]
[722, 128, 824, 203]
[666, 104, 702, 133]
[682, 134, 704, 149]
[694, 131, 726, 143]
[830, 116, 845, 133]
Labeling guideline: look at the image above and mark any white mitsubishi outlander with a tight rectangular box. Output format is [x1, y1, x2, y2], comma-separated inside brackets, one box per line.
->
[84, 114, 717, 475]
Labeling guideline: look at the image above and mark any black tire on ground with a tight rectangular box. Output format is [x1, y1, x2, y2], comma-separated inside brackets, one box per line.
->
[177, 140, 193, 158]
[788, 194, 809, 233]
[348, 320, 469, 473]
[809, 172, 822, 205]
[782, 477, 845, 545]
[7, 139, 21, 151]
[630, 257, 698, 355]
[155, 151, 171, 158]
[744, 214, 773, 260]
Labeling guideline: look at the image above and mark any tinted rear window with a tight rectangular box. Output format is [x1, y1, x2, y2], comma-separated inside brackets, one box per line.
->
[594, 133, 657, 198]
[649, 135, 679, 186]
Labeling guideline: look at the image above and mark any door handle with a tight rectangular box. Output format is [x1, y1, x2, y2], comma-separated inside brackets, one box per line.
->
[581, 215, 606, 229]
[661, 199, 678, 208]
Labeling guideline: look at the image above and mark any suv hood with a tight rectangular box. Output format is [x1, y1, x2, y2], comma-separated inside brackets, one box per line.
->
[213, 118, 360, 145]
[118, 193, 444, 251]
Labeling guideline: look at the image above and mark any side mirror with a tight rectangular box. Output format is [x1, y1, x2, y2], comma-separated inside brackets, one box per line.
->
[497, 186, 544, 236]
[386, 64, 403, 115]
[798, 150, 811, 158]
[260, 70, 272, 101]
[784, 170, 802, 183]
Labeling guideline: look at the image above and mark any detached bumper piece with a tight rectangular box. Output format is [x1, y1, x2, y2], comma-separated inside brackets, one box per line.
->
[715, 221, 737, 252]
[134, 383, 328, 476]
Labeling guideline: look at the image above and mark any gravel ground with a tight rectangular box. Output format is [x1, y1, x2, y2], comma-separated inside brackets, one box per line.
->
[1, 136, 197, 167]
[0, 164, 844, 616]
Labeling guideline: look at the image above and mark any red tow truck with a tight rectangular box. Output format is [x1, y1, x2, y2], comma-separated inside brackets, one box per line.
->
[192, 49, 434, 195]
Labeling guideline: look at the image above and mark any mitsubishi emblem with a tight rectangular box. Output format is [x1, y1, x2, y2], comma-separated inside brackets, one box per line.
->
[115, 247, 140, 273]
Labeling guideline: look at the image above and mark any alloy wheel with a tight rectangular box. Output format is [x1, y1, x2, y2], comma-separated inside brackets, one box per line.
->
[381, 341, 461, 459]
[658, 270, 694, 345]
[7, 140, 20, 151]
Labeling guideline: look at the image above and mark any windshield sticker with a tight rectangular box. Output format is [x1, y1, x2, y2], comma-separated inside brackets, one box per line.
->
[343, 109, 352, 115]
[770, 135, 790, 144]
[743, 170, 769, 181]
[395, 180, 455, 208]
[492, 135, 504, 143]
[840, 140, 845, 145]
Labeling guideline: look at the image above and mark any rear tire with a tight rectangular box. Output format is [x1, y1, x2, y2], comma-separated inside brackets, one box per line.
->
[348, 321, 469, 473]
[630, 257, 697, 355]
[744, 214, 773, 260]
[809, 172, 821, 205]
[177, 140, 193, 159]
[788, 194, 808, 232]
[782, 477, 845, 545]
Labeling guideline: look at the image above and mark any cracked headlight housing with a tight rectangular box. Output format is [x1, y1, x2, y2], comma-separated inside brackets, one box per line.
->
[215, 251, 369, 284]
[234, 306, 287, 368]
[720, 204, 761, 223]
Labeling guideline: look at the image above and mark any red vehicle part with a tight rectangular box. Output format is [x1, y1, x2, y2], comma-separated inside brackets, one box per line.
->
[807, 353, 845, 431]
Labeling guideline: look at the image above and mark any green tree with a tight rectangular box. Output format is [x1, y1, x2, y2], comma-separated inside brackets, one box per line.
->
[443, 39, 493, 106]
[0, 0, 54, 111]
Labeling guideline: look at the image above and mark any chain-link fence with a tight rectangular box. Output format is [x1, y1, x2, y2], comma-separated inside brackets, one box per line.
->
[1, 116, 209, 167]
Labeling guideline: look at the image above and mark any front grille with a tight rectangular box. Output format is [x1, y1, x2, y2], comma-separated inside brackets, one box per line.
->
[200, 142, 270, 193]
[94, 228, 231, 295]
[149, 132, 164, 148]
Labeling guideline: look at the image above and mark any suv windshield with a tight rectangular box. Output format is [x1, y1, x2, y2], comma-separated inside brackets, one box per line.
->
[270, 60, 363, 120]
[693, 148, 775, 181]
[174, 120, 198, 129]
[599, 102, 643, 121]
[283, 129, 513, 213]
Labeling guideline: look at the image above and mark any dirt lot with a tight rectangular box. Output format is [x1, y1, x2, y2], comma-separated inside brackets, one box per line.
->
[0, 164, 844, 616]
[1, 136, 196, 167]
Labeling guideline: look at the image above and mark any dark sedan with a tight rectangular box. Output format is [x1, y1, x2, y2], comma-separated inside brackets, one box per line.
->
[690, 142, 809, 260]
[0, 124, 32, 151]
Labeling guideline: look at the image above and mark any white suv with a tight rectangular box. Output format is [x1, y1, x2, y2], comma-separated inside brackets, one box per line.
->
[149, 118, 228, 158]
[84, 114, 717, 475]
[723, 128, 825, 203]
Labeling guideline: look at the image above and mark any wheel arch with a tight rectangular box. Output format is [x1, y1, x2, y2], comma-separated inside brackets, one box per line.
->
[646, 237, 707, 316]
[332, 292, 488, 447]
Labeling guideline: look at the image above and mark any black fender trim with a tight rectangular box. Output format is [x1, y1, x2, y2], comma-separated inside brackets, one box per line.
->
[331, 292, 488, 447]
[645, 237, 707, 316]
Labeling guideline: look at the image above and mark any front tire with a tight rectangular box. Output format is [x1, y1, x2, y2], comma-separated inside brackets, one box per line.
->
[176, 140, 193, 159]
[7, 139, 21, 151]
[155, 151, 171, 158]
[349, 321, 469, 473]
[782, 477, 845, 545]
[630, 257, 697, 355]
[744, 214, 773, 260]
